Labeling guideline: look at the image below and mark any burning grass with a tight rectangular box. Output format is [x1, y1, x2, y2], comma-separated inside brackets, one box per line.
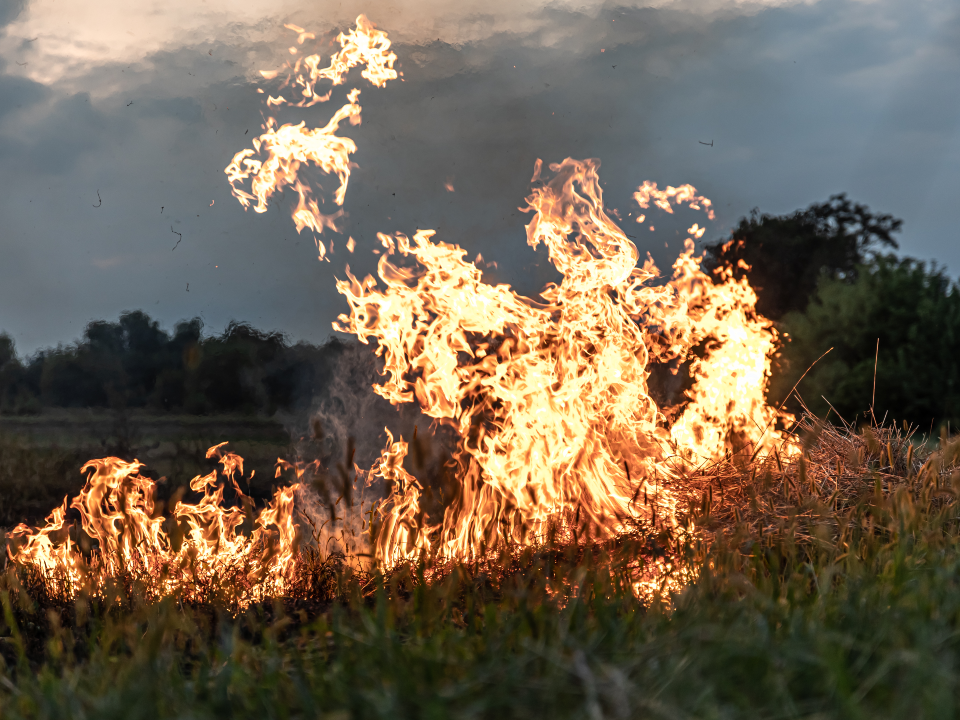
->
[3, 14, 956, 715]
[2, 417, 960, 717]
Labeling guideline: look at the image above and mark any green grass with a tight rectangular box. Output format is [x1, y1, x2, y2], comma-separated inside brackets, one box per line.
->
[3, 529, 960, 718]
[2, 423, 960, 718]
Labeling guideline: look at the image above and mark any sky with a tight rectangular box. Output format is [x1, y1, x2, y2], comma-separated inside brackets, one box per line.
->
[0, 0, 958, 354]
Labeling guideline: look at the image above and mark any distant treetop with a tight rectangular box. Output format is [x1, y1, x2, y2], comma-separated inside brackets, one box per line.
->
[703, 193, 902, 320]
[0, 312, 345, 416]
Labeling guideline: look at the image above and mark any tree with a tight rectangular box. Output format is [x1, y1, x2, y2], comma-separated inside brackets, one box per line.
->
[193, 322, 287, 414]
[703, 194, 902, 320]
[0, 333, 32, 414]
[151, 318, 202, 411]
[772, 255, 960, 430]
[118, 310, 170, 406]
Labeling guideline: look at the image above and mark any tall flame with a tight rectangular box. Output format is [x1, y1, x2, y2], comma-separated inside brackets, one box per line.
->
[335, 158, 794, 565]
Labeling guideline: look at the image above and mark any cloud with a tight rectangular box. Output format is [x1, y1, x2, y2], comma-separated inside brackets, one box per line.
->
[0, 0, 823, 88]
[0, 0, 957, 357]
[0, 70, 45, 119]
[0, 0, 27, 27]
[3, 91, 105, 172]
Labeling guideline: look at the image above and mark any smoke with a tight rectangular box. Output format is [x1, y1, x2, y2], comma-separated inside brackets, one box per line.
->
[1, 0, 823, 88]
[285, 339, 456, 562]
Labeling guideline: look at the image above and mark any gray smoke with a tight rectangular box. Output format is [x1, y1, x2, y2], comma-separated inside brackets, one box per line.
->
[283, 339, 455, 563]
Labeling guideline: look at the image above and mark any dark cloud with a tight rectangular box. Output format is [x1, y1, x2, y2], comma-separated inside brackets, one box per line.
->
[0, 0, 26, 27]
[9, 91, 104, 172]
[0, 71, 45, 119]
[0, 0, 958, 356]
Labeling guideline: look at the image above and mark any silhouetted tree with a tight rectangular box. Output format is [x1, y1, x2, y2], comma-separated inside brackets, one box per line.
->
[0, 334, 29, 413]
[0, 313, 346, 416]
[193, 322, 286, 414]
[118, 311, 169, 406]
[152, 318, 202, 411]
[703, 194, 902, 320]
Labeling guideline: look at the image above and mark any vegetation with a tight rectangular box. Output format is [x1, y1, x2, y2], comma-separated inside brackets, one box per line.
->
[704, 195, 960, 431]
[1, 419, 960, 717]
[703, 193, 903, 321]
[0, 313, 346, 416]
[0, 440, 91, 528]
[773, 255, 960, 429]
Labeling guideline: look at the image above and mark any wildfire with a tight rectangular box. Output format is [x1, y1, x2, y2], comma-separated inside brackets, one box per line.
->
[7, 444, 300, 605]
[337, 158, 794, 566]
[8, 15, 797, 599]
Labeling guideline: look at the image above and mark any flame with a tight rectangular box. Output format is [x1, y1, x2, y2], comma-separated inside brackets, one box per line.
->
[335, 158, 794, 566]
[13, 16, 796, 598]
[224, 15, 397, 259]
[7, 444, 300, 606]
[633, 181, 715, 220]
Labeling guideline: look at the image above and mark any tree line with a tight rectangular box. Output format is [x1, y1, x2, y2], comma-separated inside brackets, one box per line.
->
[1, 193, 957, 429]
[0, 315, 346, 416]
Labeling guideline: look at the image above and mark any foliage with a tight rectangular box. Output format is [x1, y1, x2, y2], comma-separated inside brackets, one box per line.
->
[701, 194, 959, 430]
[0, 313, 346, 416]
[772, 255, 960, 429]
[3, 423, 960, 717]
[702, 193, 902, 320]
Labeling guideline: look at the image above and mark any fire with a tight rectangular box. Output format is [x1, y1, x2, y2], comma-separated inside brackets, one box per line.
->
[224, 15, 397, 260]
[634, 181, 715, 220]
[7, 444, 300, 605]
[336, 158, 794, 566]
[9, 15, 796, 598]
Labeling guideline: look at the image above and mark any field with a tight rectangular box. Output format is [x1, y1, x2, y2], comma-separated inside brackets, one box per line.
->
[1, 417, 960, 718]
[0, 411, 293, 528]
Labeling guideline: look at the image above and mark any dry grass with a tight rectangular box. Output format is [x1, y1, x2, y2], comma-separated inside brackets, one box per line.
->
[673, 414, 960, 559]
[3, 417, 960, 717]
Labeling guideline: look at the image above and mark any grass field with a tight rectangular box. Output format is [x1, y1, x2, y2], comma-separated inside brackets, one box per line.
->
[0, 411, 293, 527]
[1, 418, 959, 718]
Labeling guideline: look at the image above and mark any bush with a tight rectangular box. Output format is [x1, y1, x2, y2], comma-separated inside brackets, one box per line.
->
[773, 255, 960, 430]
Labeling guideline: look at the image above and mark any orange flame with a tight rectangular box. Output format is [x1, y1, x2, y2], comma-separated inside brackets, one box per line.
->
[7, 444, 300, 606]
[224, 15, 397, 259]
[335, 158, 794, 566]
[13, 17, 797, 597]
[634, 180, 715, 220]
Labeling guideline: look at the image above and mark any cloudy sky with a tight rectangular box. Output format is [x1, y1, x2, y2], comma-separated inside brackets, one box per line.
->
[0, 0, 957, 354]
